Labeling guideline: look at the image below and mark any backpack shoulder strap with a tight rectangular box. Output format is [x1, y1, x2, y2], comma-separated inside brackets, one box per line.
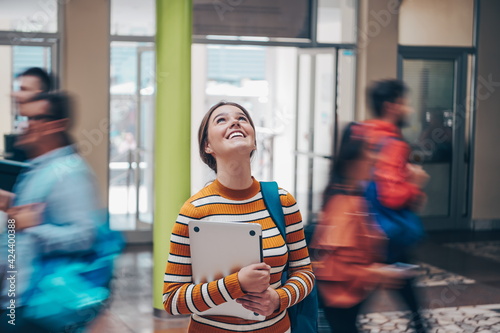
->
[260, 181, 289, 284]
[260, 181, 286, 238]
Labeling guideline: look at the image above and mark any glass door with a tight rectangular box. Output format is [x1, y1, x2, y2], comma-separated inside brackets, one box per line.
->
[109, 42, 155, 242]
[294, 48, 356, 225]
[399, 48, 472, 230]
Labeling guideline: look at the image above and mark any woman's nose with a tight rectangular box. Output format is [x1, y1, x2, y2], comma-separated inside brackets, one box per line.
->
[229, 118, 241, 127]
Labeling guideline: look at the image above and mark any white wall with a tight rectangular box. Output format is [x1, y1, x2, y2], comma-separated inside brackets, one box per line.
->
[356, 0, 399, 120]
[191, 44, 215, 194]
[399, 0, 474, 47]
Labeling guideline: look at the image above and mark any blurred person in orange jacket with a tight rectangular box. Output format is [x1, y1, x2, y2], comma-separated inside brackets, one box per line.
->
[311, 122, 406, 333]
[364, 79, 429, 333]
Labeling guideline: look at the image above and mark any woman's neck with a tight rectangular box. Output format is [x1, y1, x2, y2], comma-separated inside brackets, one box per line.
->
[216, 157, 253, 190]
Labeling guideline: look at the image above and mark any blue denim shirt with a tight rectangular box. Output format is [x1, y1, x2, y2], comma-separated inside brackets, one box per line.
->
[0, 145, 100, 307]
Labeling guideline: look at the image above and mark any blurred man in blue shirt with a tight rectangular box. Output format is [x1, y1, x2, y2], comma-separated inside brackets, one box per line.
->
[0, 92, 103, 332]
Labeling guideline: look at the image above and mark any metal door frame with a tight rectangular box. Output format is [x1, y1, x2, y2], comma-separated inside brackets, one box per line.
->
[293, 48, 340, 224]
[398, 46, 474, 230]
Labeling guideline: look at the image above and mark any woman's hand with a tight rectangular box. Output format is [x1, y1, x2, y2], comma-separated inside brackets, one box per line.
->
[236, 287, 280, 317]
[238, 262, 271, 293]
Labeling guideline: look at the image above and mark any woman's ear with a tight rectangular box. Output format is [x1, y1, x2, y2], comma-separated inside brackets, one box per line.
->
[205, 144, 213, 154]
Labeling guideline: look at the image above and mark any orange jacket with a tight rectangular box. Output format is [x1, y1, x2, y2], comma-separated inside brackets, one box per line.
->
[364, 119, 423, 210]
[310, 194, 386, 308]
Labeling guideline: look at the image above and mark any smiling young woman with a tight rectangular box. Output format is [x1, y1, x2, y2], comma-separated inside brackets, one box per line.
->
[163, 101, 315, 333]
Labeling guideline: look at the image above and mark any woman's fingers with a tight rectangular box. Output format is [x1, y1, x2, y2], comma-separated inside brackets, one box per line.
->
[236, 287, 280, 317]
[238, 263, 271, 293]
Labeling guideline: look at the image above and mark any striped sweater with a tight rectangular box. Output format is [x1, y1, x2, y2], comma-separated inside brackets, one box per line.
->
[163, 178, 315, 333]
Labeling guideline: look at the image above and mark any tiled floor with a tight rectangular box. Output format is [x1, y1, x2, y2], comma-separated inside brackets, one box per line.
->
[444, 241, 500, 264]
[89, 231, 500, 333]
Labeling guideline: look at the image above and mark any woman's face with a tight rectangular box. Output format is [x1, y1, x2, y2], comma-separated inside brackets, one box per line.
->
[205, 104, 256, 162]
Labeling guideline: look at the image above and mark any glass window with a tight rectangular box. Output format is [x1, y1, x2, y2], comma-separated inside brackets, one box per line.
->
[204, 45, 271, 180]
[0, 0, 58, 33]
[193, 0, 311, 39]
[111, 0, 155, 36]
[317, 0, 357, 44]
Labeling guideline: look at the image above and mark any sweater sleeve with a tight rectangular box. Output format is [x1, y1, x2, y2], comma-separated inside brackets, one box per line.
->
[162, 203, 246, 315]
[374, 139, 422, 210]
[275, 192, 316, 313]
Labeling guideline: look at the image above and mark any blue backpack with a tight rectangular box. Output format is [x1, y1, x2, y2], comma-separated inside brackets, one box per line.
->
[260, 181, 319, 333]
[364, 137, 425, 262]
[20, 154, 125, 331]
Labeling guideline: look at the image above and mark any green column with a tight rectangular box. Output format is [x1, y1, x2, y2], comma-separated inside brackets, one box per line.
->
[153, 0, 192, 313]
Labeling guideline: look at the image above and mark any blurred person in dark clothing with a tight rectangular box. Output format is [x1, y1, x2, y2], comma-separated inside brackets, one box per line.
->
[0, 92, 104, 332]
[5, 67, 53, 162]
[364, 79, 429, 333]
[310, 122, 406, 333]
[12, 67, 52, 104]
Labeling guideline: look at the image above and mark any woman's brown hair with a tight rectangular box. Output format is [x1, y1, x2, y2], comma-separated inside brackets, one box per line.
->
[198, 101, 256, 173]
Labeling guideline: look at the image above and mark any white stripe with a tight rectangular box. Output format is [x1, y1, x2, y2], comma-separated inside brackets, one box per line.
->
[289, 276, 309, 297]
[283, 204, 299, 215]
[278, 189, 288, 196]
[301, 270, 314, 287]
[185, 284, 199, 314]
[176, 215, 192, 225]
[289, 282, 301, 305]
[192, 309, 287, 331]
[171, 234, 190, 245]
[271, 280, 282, 289]
[262, 227, 280, 238]
[162, 292, 170, 303]
[201, 283, 217, 308]
[170, 288, 182, 315]
[201, 209, 270, 223]
[285, 221, 303, 234]
[263, 244, 288, 257]
[289, 257, 311, 268]
[164, 274, 192, 283]
[288, 239, 307, 251]
[168, 254, 191, 265]
[271, 264, 286, 274]
[217, 279, 232, 302]
[192, 194, 260, 207]
[283, 287, 292, 308]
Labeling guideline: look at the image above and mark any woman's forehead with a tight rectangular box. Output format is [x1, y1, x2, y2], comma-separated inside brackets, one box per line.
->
[210, 105, 246, 119]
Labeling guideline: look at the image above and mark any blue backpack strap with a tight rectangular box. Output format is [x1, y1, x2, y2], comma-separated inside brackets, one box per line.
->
[260, 181, 286, 238]
[260, 181, 289, 286]
[261, 181, 319, 333]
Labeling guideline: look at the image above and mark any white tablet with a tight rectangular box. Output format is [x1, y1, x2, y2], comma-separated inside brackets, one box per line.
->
[189, 221, 264, 320]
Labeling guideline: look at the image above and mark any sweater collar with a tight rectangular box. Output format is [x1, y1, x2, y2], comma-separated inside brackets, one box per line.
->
[212, 177, 261, 200]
